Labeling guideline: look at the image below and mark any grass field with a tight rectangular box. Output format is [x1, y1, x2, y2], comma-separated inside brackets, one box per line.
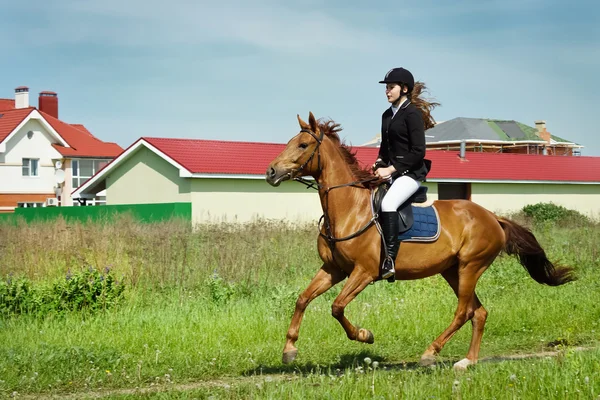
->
[0, 215, 598, 399]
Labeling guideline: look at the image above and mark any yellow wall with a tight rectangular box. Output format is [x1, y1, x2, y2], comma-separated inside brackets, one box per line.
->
[106, 147, 191, 205]
[190, 178, 322, 223]
[471, 183, 600, 217]
[421, 182, 437, 205]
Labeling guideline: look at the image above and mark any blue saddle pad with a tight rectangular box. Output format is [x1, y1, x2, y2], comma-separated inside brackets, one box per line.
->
[397, 205, 440, 242]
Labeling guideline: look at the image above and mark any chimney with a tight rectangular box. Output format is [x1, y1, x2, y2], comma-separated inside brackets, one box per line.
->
[15, 86, 29, 109]
[535, 120, 551, 143]
[39, 91, 58, 118]
[459, 139, 467, 159]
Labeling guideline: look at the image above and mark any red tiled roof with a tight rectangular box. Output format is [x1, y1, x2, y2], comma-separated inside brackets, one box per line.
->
[421, 151, 600, 182]
[142, 137, 600, 183]
[0, 108, 35, 142]
[40, 111, 122, 158]
[0, 98, 16, 111]
[143, 137, 288, 175]
[70, 123, 96, 138]
[0, 100, 122, 158]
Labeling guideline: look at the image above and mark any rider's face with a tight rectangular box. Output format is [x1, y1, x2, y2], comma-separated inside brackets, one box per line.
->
[385, 83, 404, 104]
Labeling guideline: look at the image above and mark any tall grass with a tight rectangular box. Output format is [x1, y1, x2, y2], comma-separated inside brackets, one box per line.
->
[0, 216, 598, 397]
[0, 215, 321, 289]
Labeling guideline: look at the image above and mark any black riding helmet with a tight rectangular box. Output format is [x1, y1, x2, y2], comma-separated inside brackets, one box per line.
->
[379, 67, 415, 92]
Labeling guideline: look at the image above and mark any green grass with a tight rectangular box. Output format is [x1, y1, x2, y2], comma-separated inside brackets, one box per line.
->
[107, 349, 600, 399]
[0, 217, 599, 398]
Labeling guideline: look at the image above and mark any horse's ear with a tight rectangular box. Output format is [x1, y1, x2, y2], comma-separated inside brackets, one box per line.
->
[297, 114, 310, 130]
[308, 112, 318, 133]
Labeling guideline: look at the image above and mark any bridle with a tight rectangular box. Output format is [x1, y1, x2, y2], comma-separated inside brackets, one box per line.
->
[291, 128, 382, 255]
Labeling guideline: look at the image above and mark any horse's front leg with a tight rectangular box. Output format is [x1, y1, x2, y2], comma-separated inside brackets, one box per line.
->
[283, 264, 346, 364]
[331, 268, 375, 344]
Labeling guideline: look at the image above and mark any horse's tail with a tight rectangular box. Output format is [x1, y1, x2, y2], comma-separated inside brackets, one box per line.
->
[496, 217, 575, 286]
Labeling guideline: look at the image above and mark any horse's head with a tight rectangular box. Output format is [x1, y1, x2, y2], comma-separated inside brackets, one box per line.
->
[266, 112, 323, 187]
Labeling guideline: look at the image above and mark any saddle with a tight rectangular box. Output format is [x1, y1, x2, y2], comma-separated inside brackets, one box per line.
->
[373, 184, 429, 233]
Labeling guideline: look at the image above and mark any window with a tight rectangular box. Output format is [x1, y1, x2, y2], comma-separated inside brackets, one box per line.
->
[22, 158, 39, 176]
[17, 202, 44, 208]
[71, 159, 109, 189]
[71, 159, 109, 206]
[438, 183, 471, 200]
[73, 196, 106, 207]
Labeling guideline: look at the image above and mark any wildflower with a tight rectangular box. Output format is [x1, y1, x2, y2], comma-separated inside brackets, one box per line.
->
[364, 357, 372, 365]
[452, 380, 460, 394]
[372, 361, 379, 369]
[509, 374, 517, 381]
[584, 376, 589, 384]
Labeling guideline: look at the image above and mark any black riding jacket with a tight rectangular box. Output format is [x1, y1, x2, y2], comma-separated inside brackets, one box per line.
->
[378, 101, 429, 181]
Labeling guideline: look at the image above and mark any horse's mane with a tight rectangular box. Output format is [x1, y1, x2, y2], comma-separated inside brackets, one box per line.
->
[317, 119, 378, 189]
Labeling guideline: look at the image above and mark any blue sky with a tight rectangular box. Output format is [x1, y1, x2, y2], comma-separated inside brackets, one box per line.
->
[2, 0, 599, 155]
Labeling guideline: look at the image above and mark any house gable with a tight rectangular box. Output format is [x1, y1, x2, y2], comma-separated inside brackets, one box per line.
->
[0, 109, 69, 153]
[72, 139, 193, 199]
[106, 146, 191, 205]
[0, 118, 64, 196]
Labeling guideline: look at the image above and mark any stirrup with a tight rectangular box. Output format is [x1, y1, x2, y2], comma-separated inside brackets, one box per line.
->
[381, 257, 395, 279]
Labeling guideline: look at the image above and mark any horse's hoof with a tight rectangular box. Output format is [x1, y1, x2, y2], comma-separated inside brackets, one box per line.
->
[282, 349, 298, 364]
[357, 328, 374, 344]
[419, 354, 436, 367]
[453, 358, 475, 371]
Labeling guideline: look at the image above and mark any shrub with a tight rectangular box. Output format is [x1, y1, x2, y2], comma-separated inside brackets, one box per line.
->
[0, 267, 125, 317]
[522, 202, 591, 226]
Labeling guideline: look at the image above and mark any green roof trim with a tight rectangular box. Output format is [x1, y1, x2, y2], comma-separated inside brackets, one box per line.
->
[514, 122, 543, 141]
[486, 121, 510, 140]
[488, 119, 572, 143]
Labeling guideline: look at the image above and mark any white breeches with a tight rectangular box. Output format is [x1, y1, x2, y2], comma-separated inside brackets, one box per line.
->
[381, 175, 420, 212]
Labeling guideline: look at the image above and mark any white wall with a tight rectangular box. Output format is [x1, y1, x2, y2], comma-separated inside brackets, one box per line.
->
[471, 182, 600, 217]
[0, 119, 63, 195]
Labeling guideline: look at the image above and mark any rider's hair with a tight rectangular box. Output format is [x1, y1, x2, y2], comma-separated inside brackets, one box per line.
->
[408, 82, 440, 130]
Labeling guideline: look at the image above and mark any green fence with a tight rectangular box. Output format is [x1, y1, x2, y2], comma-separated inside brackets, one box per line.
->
[0, 202, 192, 224]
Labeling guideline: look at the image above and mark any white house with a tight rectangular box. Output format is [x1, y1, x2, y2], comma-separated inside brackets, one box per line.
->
[0, 87, 123, 212]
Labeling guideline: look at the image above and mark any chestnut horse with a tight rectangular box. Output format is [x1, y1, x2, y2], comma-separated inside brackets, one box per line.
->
[265, 112, 575, 370]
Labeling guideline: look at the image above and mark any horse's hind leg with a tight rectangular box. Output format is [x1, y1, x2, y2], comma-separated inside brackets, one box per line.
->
[460, 293, 488, 370]
[283, 264, 346, 364]
[419, 263, 488, 370]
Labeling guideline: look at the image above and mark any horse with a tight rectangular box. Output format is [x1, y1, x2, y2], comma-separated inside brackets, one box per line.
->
[265, 112, 575, 370]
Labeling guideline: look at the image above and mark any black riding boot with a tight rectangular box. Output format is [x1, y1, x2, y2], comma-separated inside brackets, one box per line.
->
[380, 211, 400, 282]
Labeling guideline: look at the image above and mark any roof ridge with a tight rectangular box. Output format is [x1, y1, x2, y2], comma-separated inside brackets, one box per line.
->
[143, 136, 287, 146]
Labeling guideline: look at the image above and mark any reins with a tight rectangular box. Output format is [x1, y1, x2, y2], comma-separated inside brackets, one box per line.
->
[291, 128, 383, 254]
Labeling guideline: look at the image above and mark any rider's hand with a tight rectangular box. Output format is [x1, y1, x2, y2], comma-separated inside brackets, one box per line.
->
[372, 159, 384, 171]
[375, 166, 396, 180]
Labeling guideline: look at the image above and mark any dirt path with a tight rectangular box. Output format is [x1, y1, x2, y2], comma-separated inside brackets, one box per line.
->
[14, 346, 594, 400]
